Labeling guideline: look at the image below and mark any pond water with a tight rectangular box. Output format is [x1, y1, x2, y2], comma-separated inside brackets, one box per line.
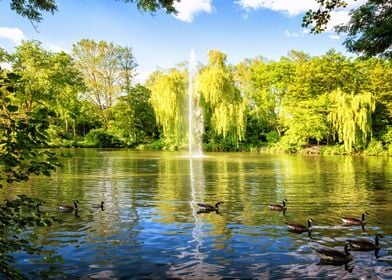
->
[1, 149, 392, 279]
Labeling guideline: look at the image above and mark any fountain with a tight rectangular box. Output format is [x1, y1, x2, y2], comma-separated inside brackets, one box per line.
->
[188, 49, 204, 158]
[187, 50, 207, 274]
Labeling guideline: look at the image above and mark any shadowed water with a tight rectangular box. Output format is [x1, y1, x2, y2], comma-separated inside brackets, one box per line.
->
[1, 150, 392, 279]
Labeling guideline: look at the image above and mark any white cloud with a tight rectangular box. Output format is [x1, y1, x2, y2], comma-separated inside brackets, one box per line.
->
[173, 0, 212, 22]
[0, 27, 26, 44]
[285, 28, 309, 37]
[325, 10, 350, 32]
[236, 0, 318, 16]
[329, 34, 340, 40]
[238, 0, 367, 40]
[236, 0, 367, 16]
[45, 43, 69, 53]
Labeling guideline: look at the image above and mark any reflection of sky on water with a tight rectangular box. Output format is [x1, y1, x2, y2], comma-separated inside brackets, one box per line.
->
[1, 150, 392, 279]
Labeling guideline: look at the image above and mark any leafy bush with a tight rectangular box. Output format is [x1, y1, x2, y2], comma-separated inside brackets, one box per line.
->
[320, 145, 347, 155]
[84, 128, 123, 148]
[266, 130, 279, 144]
[268, 135, 303, 153]
[364, 140, 385, 156]
[142, 139, 165, 150]
[0, 195, 62, 279]
[381, 126, 392, 145]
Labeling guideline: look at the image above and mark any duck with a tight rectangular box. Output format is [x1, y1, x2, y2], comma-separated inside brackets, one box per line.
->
[268, 199, 287, 211]
[315, 243, 354, 265]
[92, 201, 104, 210]
[197, 201, 224, 212]
[342, 211, 369, 225]
[347, 234, 384, 251]
[57, 200, 78, 213]
[286, 218, 313, 233]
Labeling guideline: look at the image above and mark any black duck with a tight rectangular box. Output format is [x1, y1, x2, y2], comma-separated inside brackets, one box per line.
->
[268, 199, 287, 211]
[342, 211, 368, 225]
[57, 200, 78, 213]
[315, 243, 353, 265]
[286, 218, 313, 233]
[92, 201, 104, 210]
[197, 201, 224, 212]
[347, 233, 383, 251]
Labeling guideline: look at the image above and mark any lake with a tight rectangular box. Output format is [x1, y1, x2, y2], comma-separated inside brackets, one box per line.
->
[1, 149, 392, 279]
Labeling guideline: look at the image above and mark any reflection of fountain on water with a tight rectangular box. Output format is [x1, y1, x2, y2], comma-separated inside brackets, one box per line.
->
[188, 49, 204, 158]
[189, 158, 209, 275]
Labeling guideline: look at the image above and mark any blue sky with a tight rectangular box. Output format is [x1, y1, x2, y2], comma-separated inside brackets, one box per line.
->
[0, 0, 365, 82]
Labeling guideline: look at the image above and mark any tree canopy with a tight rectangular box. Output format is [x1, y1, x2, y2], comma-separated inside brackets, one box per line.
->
[6, 0, 179, 23]
[303, 0, 392, 58]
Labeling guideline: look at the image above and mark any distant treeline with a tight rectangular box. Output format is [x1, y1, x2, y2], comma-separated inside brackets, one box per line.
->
[1, 40, 391, 155]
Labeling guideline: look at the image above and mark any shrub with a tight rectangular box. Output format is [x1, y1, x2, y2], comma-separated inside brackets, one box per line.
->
[84, 129, 123, 148]
[364, 140, 385, 156]
[266, 130, 279, 144]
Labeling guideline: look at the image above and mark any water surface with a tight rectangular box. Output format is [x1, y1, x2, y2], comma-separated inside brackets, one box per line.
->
[1, 150, 392, 279]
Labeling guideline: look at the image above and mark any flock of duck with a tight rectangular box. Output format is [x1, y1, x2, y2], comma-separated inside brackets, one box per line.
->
[53, 198, 384, 267]
[55, 200, 104, 216]
[197, 199, 385, 266]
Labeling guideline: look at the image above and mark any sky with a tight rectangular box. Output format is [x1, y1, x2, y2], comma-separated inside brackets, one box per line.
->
[0, 0, 366, 82]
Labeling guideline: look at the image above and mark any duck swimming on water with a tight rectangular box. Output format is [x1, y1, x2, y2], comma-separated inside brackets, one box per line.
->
[57, 200, 78, 213]
[342, 211, 368, 225]
[197, 201, 224, 212]
[315, 243, 354, 265]
[286, 218, 313, 233]
[347, 233, 384, 251]
[92, 201, 104, 210]
[268, 199, 287, 211]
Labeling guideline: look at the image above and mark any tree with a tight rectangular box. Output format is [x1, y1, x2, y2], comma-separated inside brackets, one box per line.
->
[8, 41, 86, 144]
[148, 69, 187, 148]
[1, 69, 60, 278]
[0, 70, 59, 186]
[329, 89, 376, 152]
[72, 39, 137, 127]
[6, 0, 179, 23]
[303, 0, 392, 58]
[234, 57, 282, 145]
[11, 40, 52, 112]
[198, 50, 246, 146]
[336, 0, 392, 58]
[111, 84, 158, 146]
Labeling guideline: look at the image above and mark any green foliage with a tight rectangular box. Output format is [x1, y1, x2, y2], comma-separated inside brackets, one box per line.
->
[302, 0, 348, 33]
[328, 89, 376, 152]
[336, 0, 392, 58]
[268, 135, 303, 153]
[0, 70, 60, 187]
[364, 139, 385, 156]
[381, 126, 392, 145]
[199, 50, 246, 146]
[121, 0, 178, 14]
[266, 130, 279, 144]
[8, 0, 177, 23]
[0, 195, 60, 279]
[72, 39, 137, 126]
[320, 144, 348, 155]
[84, 128, 123, 148]
[9, 0, 57, 23]
[0, 70, 62, 278]
[111, 84, 158, 146]
[303, 0, 392, 58]
[148, 69, 187, 147]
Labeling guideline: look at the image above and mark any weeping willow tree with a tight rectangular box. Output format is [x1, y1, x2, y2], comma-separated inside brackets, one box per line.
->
[148, 69, 187, 148]
[198, 50, 245, 146]
[329, 89, 375, 152]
